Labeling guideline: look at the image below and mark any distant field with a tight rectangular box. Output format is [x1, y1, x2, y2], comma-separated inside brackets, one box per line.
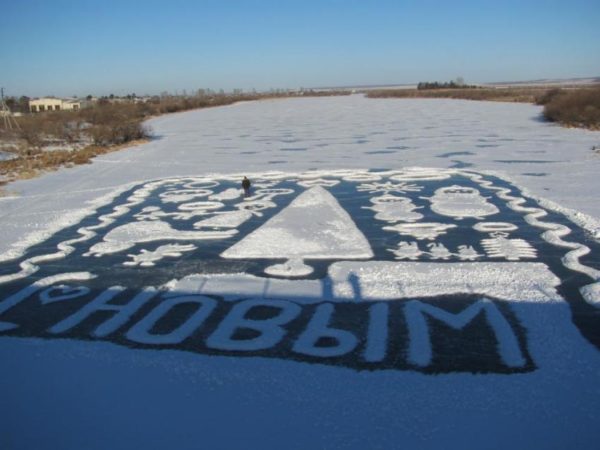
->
[366, 85, 573, 103]
[366, 85, 600, 130]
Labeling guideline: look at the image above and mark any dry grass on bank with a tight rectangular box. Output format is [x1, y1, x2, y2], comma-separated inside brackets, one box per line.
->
[15, 94, 257, 151]
[366, 86, 552, 103]
[0, 139, 149, 186]
[0, 90, 351, 189]
[538, 87, 600, 130]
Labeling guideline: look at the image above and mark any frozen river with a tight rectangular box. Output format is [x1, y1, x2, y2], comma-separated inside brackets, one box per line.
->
[2, 95, 599, 261]
[1, 95, 600, 450]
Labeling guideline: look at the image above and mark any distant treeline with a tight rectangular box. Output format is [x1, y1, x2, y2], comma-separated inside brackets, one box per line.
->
[417, 81, 478, 90]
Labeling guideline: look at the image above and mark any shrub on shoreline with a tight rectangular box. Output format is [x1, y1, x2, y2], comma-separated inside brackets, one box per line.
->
[540, 88, 600, 129]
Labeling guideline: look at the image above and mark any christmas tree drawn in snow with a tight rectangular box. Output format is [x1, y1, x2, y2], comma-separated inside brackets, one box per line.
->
[221, 186, 374, 276]
[481, 235, 537, 260]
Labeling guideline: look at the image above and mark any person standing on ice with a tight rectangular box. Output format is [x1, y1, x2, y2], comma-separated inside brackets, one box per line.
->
[242, 176, 251, 196]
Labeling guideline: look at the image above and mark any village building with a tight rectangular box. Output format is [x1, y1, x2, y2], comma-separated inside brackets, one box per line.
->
[29, 97, 81, 112]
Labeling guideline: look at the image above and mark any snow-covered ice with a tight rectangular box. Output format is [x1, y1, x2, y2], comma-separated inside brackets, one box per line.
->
[1, 95, 599, 263]
[1, 95, 600, 450]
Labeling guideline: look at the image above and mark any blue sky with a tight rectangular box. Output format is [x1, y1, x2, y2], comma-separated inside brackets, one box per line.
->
[1, 0, 599, 97]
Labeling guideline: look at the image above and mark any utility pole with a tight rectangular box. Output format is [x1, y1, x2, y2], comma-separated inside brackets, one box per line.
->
[1, 87, 21, 131]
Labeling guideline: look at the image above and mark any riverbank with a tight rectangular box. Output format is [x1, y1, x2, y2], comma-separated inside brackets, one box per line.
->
[366, 85, 600, 130]
[0, 91, 351, 190]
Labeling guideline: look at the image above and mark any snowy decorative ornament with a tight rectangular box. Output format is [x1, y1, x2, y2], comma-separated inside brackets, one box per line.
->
[124, 244, 197, 267]
[134, 206, 165, 221]
[178, 201, 225, 212]
[182, 179, 220, 190]
[297, 178, 340, 188]
[456, 245, 483, 261]
[242, 188, 295, 205]
[235, 199, 277, 214]
[159, 188, 213, 204]
[382, 223, 457, 240]
[39, 285, 91, 305]
[357, 181, 423, 195]
[425, 185, 499, 220]
[254, 188, 295, 199]
[342, 172, 382, 182]
[365, 195, 424, 223]
[427, 243, 452, 260]
[473, 222, 518, 233]
[85, 220, 235, 257]
[264, 258, 314, 277]
[389, 242, 423, 260]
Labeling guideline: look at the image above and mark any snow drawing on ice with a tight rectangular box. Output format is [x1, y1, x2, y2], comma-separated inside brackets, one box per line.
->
[456, 245, 482, 260]
[473, 222, 518, 233]
[389, 241, 423, 260]
[382, 223, 457, 240]
[159, 188, 212, 204]
[39, 284, 91, 305]
[83, 220, 235, 257]
[1, 168, 600, 373]
[473, 221, 537, 260]
[341, 172, 382, 182]
[481, 235, 537, 260]
[425, 185, 500, 220]
[357, 181, 423, 195]
[365, 195, 424, 223]
[389, 168, 451, 181]
[389, 241, 482, 261]
[124, 244, 197, 267]
[297, 178, 340, 188]
[427, 242, 452, 260]
[221, 186, 374, 276]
